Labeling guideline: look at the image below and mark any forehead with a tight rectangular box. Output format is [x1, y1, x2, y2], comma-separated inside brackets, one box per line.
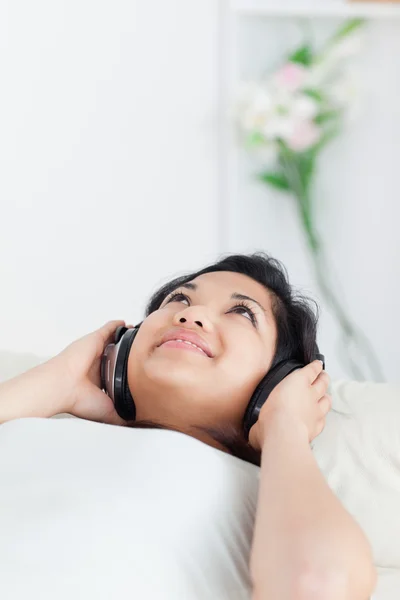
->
[190, 271, 273, 311]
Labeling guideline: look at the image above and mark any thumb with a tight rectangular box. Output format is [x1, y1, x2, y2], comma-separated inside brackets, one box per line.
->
[304, 359, 324, 385]
[103, 408, 128, 427]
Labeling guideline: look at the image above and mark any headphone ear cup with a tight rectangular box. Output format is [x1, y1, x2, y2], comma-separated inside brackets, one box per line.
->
[115, 326, 128, 344]
[113, 328, 139, 421]
[243, 359, 304, 441]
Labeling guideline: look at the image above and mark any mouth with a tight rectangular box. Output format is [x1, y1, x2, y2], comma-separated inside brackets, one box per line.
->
[157, 329, 213, 358]
[158, 339, 209, 357]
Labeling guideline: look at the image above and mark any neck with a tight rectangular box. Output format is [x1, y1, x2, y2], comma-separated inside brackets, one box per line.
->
[132, 415, 230, 455]
[185, 426, 230, 454]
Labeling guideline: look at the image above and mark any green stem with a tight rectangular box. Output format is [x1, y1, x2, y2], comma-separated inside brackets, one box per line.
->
[280, 153, 385, 382]
[304, 218, 384, 381]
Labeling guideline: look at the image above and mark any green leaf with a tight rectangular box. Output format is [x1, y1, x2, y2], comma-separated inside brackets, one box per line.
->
[333, 18, 366, 42]
[303, 89, 324, 103]
[246, 131, 265, 147]
[258, 171, 291, 192]
[288, 45, 313, 67]
[319, 18, 366, 63]
[314, 110, 341, 125]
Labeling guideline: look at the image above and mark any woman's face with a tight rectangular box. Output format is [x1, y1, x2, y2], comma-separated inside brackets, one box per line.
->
[127, 270, 278, 445]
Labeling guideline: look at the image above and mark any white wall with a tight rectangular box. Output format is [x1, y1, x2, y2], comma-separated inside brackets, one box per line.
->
[0, 0, 219, 356]
[224, 14, 400, 383]
[1, 1, 398, 383]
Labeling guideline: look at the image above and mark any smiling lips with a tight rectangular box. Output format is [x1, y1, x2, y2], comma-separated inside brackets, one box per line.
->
[157, 328, 213, 358]
[160, 339, 209, 357]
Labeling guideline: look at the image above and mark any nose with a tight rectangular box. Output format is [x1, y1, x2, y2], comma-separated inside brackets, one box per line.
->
[172, 305, 213, 331]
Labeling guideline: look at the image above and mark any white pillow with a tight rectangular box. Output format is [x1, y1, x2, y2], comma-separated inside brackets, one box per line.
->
[312, 379, 400, 573]
[1, 351, 399, 598]
[0, 417, 259, 600]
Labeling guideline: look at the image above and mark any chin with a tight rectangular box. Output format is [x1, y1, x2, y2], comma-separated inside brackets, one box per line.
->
[144, 356, 206, 388]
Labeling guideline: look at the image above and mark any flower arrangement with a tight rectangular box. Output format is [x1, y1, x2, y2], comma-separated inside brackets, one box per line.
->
[235, 19, 384, 381]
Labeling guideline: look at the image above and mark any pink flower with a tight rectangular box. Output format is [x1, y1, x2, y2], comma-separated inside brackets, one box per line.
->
[273, 63, 308, 93]
[286, 120, 321, 152]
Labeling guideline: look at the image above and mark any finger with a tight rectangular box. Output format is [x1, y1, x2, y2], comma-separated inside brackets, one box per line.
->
[315, 417, 326, 438]
[248, 425, 258, 452]
[99, 320, 126, 344]
[318, 394, 332, 416]
[104, 408, 128, 427]
[304, 360, 324, 385]
[313, 371, 330, 399]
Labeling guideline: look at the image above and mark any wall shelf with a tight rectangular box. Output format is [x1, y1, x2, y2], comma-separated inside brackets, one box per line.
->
[232, 1, 400, 18]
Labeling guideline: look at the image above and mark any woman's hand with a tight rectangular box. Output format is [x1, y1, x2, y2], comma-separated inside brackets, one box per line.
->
[249, 360, 331, 452]
[50, 320, 131, 425]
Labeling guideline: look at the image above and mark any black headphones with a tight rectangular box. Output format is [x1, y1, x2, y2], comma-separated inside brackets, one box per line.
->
[101, 322, 325, 441]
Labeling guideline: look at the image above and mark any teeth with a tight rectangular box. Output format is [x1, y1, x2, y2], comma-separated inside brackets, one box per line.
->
[171, 339, 207, 355]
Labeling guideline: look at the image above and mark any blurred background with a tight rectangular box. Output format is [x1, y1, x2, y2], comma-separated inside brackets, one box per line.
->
[0, 0, 399, 383]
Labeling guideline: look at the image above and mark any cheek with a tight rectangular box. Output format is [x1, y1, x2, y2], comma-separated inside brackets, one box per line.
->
[127, 316, 161, 372]
[222, 329, 268, 367]
[126, 315, 167, 389]
[211, 342, 273, 422]
[135, 313, 165, 349]
[217, 329, 275, 393]
[216, 340, 264, 390]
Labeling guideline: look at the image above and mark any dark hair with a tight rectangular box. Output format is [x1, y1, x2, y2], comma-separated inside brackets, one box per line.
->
[124, 251, 320, 467]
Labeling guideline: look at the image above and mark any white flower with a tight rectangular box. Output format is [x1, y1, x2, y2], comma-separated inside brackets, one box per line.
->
[291, 94, 320, 120]
[262, 115, 295, 141]
[236, 76, 324, 153]
[236, 82, 275, 133]
[235, 21, 364, 159]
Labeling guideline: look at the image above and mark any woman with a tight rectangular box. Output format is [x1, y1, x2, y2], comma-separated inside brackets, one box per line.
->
[0, 252, 376, 599]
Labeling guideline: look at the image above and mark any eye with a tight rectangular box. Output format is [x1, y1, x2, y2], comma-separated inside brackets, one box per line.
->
[165, 291, 190, 305]
[230, 301, 258, 327]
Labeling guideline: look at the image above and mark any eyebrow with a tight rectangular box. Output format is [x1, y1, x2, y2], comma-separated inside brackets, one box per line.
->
[179, 282, 268, 315]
